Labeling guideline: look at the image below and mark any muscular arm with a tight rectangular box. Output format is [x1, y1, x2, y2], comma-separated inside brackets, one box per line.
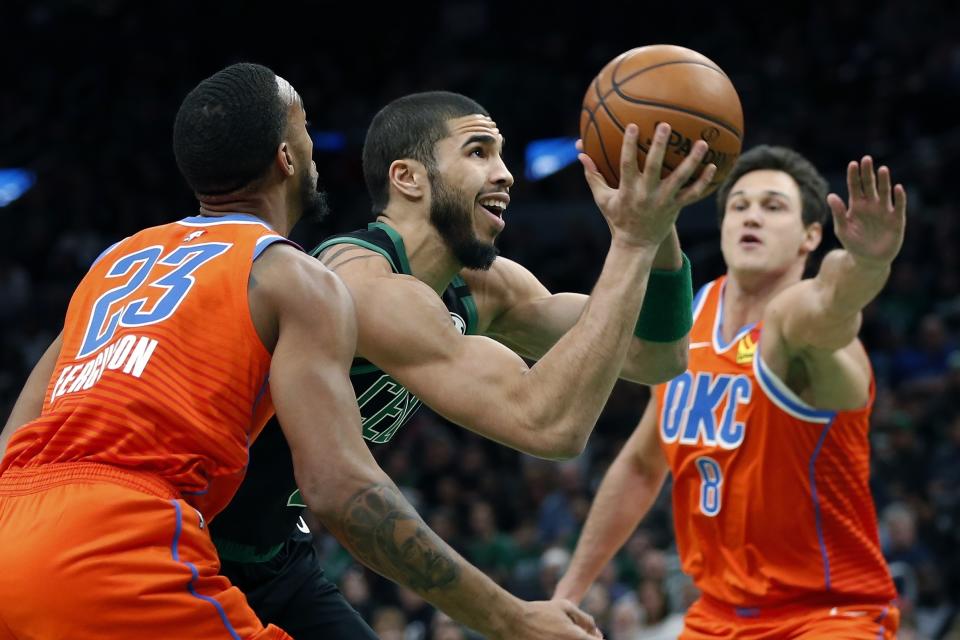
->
[0, 333, 62, 457]
[253, 246, 524, 638]
[762, 159, 906, 410]
[473, 227, 688, 386]
[554, 397, 668, 603]
[335, 238, 658, 460]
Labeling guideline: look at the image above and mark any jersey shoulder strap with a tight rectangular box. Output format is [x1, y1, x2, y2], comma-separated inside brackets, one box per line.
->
[447, 274, 479, 335]
[310, 222, 411, 275]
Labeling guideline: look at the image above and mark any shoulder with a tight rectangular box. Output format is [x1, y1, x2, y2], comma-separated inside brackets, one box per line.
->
[253, 243, 353, 315]
[459, 256, 550, 324]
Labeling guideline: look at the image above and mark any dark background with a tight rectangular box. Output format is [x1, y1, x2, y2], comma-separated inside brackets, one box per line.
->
[1, 1, 958, 638]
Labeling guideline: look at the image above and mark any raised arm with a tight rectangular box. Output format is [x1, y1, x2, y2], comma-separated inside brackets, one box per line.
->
[339, 124, 711, 459]
[0, 333, 63, 458]
[254, 245, 598, 640]
[762, 157, 907, 409]
[473, 225, 689, 386]
[553, 396, 668, 603]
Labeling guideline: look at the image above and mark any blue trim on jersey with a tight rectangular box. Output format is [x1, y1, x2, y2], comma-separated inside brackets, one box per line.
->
[754, 346, 836, 422]
[252, 235, 292, 261]
[691, 281, 711, 320]
[712, 280, 756, 352]
[808, 418, 836, 591]
[875, 606, 889, 639]
[169, 500, 242, 640]
[252, 374, 270, 412]
[179, 213, 273, 228]
[91, 241, 121, 268]
[734, 607, 760, 618]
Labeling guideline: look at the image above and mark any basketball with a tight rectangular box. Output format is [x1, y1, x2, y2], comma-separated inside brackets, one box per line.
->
[580, 45, 744, 194]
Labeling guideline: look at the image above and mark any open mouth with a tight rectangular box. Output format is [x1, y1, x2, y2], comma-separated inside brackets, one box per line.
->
[479, 197, 507, 219]
[739, 233, 762, 246]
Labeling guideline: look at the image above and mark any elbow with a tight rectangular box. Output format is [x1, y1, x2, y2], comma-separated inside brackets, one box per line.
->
[636, 340, 689, 385]
[648, 353, 688, 385]
[530, 421, 589, 461]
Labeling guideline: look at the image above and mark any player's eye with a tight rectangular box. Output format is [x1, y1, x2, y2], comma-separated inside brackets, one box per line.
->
[469, 146, 486, 158]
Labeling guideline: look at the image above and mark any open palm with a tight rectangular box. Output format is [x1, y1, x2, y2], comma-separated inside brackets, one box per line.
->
[827, 156, 907, 265]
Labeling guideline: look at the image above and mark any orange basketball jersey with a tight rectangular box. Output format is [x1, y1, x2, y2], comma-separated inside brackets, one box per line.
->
[1, 213, 290, 519]
[654, 276, 895, 610]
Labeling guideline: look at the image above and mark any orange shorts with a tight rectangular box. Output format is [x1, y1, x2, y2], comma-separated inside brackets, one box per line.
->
[681, 596, 899, 639]
[0, 463, 291, 639]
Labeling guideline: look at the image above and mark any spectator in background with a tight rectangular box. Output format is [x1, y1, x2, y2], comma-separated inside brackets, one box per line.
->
[635, 579, 684, 640]
[466, 500, 517, 585]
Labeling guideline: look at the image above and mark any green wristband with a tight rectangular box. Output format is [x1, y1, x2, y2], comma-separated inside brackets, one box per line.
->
[634, 253, 693, 342]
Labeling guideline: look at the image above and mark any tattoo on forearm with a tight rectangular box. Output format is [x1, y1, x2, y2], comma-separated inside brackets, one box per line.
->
[335, 483, 461, 592]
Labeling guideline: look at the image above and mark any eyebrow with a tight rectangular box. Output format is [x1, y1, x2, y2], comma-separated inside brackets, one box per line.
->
[729, 189, 791, 199]
[460, 134, 504, 149]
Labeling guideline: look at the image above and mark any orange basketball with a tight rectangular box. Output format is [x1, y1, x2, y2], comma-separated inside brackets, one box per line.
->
[580, 45, 744, 194]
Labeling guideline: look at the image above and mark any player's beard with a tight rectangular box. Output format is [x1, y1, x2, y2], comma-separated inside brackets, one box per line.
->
[300, 169, 330, 222]
[428, 172, 498, 271]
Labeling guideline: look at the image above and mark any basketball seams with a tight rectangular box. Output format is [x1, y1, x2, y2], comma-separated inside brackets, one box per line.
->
[605, 58, 742, 139]
[609, 92, 743, 140]
[584, 76, 620, 183]
[581, 47, 743, 189]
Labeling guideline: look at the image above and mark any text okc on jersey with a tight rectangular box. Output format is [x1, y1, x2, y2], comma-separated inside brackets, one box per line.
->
[660, 371, 751, 449]
[50, 334, 159, 401]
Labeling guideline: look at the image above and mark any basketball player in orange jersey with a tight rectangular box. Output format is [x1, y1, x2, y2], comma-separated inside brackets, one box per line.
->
[0, 65, 601, 640]
[555, 145, 907, 639]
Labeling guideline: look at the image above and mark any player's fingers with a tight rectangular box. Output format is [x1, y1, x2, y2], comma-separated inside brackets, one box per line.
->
[846, 160, 863, 200]
[860, 156, 878, 200]
[619, 123, 641, 185]
[641, 122, 670, 188]
[827, 193, 847, 227]
[575, 138, 584, 153]
[677, 163, 717, 205]
[663, 140, 708, 196]
[578, 153, 613, 194]
[893, 184, 907, 219]
[877, 166, 892, 208]
[560, 600, 599, 634]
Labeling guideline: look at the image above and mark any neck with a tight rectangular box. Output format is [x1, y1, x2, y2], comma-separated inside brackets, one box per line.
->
[722, 261, 805, 331]
[198, 189, 295, 237]
[376, 208, 462, 294]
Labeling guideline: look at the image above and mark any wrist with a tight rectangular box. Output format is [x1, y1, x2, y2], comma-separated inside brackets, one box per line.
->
[485, 593, 525, 637]
[847, 251, 892, 272]
[610, 230, 663, 252]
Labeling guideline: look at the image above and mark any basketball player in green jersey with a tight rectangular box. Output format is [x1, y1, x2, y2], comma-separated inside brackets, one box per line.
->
[212, 91, 716, 638]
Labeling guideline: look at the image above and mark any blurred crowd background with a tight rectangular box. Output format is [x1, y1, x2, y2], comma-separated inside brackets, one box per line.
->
[1, 1, 958, 638]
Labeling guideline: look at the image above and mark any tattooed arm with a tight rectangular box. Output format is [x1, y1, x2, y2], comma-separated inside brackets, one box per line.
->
[253, 245, 597, 639]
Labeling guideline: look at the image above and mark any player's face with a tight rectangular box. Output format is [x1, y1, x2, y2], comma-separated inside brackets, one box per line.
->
[429, 115, 513, 270]
[720, 169, 820, 278]
[286, 101, 328, 222]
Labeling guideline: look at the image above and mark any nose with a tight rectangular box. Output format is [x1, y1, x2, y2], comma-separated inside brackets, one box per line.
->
[743, 204, 763, 227]
[492, 155, 514, 190]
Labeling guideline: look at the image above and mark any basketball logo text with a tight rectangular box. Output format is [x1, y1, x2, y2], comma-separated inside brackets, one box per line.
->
[660, 372, 751, 449]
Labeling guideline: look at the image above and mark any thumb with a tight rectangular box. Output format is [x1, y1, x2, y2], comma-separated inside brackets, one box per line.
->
[827, 193, 847, 230]
[559, 599, 599, 634]
[579, 153, 613, 200]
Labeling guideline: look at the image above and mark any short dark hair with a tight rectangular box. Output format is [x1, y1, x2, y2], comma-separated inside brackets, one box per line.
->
[362, 91, 489, 213]
[173, 63, 286, 195]
[715, 145, 829, 227]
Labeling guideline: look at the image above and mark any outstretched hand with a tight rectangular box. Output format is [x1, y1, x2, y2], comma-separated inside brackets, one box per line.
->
[579, 122, 716, 249]
[827, 156, 907, 266]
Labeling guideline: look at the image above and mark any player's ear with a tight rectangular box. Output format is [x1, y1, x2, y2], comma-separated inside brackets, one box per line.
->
[276, 142, 296, 177]
[802, 221, 822, 254]
[388, 158, 428, 201]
